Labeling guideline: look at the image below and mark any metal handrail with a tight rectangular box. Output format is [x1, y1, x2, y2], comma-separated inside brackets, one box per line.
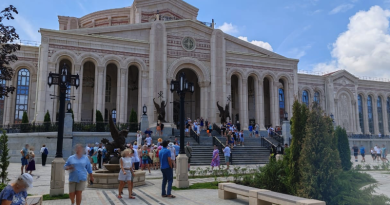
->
[190, 128, 200, 144]
[213, 123, 221, 135]
[261, 136, 277, 148]
[269, 130, 284, 144]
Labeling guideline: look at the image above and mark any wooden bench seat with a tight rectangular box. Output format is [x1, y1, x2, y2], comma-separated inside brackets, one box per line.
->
[26, 195, 43, 205]
[218, 183, 325, 205]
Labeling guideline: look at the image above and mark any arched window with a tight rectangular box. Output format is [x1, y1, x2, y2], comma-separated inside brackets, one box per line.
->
[367, 96, 374, 134]
[279, 88, 285, 124]
[314, 92, 320, 104]
[112, 109, 117, 123]
[358, 95, 364, 133]
[105, 75, 111, 103]
[378, 96, 384, 134]
[387, 97, 390, 133]
[302, 90, 309, 107]
[14, 69, 30, 123]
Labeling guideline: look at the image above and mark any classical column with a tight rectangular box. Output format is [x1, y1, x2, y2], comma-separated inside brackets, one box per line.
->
[73, 64, 82, 122]
[199, 81, 210, 122]
[373, 97, 379, 135]
[4, 80, 13, 125]
[118, 68, 128, 123]
[259, 79, 266, 130]
[95, 66, 105, 118]
[254, 78, 260, 127]
[363, 96, 370, 134]
[238, 77, 243, 126]
[270, 81, 276, 127]
[242, 79, 248, 129]
[35, 39, 49, 122]
[383, 100, 389, 135]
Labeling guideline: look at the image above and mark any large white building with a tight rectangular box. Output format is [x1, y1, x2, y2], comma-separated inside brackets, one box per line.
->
[4, 0, 390, 135]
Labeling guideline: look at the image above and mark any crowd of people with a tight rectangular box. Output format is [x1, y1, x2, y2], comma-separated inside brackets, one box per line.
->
[352, 144, 389, 163]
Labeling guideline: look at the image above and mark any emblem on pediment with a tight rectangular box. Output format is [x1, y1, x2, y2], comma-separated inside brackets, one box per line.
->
[182, 37, 196, 51]
[335, 77, 353, 86]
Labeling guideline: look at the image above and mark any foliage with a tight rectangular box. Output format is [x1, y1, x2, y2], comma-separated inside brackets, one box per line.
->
[172, 181, 219, 190]
[335, 126, 352, 171]
[373, 165, 380, 170]
[0, 183, 6, 192]
[42, 194, 69, 201]
[21, 111, 28, 123]
[96, 110, 104, 132]
[0, 131, 10, 184]
[0, 5, 20, 98]
[20, 111, 29, 132]
[44, 111, 51, 131]
[355, 164, 362, 170]
[129, 109, 138, 131]
[288, 100, 308, 194]
[298, 103, 341, 203]
[365, 164, 371, 170]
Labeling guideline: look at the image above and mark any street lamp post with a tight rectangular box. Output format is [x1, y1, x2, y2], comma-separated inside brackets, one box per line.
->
[170, 72, 194, 188]
[47, 63, 79, 196]
[48, 63, 80, 158]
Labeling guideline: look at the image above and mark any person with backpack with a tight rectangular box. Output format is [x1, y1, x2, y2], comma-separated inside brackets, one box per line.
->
[40, 144, 49, 166]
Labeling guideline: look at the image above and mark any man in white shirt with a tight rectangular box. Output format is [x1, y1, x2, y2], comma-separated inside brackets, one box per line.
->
[223, 146, 231, 170]
[146, 134, 152, 146]
[85, 144, 90, 155]
[375, 145, 381, 162]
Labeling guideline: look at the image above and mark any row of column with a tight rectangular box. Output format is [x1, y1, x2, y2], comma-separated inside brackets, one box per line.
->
[361, 96, 390, 135]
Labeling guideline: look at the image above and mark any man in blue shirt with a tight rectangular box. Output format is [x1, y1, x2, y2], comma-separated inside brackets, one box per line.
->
[20, 144, 29, 175]
[144, 128, 153, 137]
[173, 142, 180, 157]
[159, 140, 175, 198]
[223, 145, 231, 169]
[360, 145, 365, 162]
[248, 125, 253, 137]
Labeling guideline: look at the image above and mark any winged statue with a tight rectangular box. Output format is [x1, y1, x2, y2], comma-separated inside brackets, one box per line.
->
[217, 101, 230, 124]
[101, 114, 128, 163]
[154, 98, 167, 122]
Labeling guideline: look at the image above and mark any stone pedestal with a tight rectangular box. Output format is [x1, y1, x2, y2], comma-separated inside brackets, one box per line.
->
[282, 120, 291, 146]
[141, 115, 149, 132]
[63, 113, 73, 157]
[50, 158, 65, 196]
[175, 154, 189, 188]
[88, 169, 146, 188]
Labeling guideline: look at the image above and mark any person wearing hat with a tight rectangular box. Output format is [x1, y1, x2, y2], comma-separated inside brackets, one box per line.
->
[0, 173, 33, 204]
[167, 142, 176, 169]
[152, 145, 160, 170]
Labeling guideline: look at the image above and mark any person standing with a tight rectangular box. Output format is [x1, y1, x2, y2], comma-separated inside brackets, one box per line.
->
[157, 120, 162, 136]
[236, 121, 241, 132]
[185, 142, 192, 171]
[352, 144, 359, 162]
[223, 145, 231, 170]
[141, 146, 151, 174]
[168, 143, 176, 169]
[240, 130, 245, 146]
[255, 123, 259, 138]
[210, 145, 220, 170]
[92, 143, 99, 170]
[200, 118, 204, 131]
[159, 140, 175, 198]
[131, 143, 140, 170]
[26, 147, 36, 175]
[20, 144, 29, 175]
[381, 144, 389, 163]
[97, 144, 103, 169]
[117, 149, 135, 199]
[0, 173, 33, 204]
[375, 145, 381, 162]
[248, 124, 253, 137]
[64, 144, 94, 205]
[360, 145, 366, 162]
[144, 128, 153, 137]
[136, 131, 143, 147]
[173, 142, 180, 158]
[371, 147, 376, 161]
[40, 144, 48, 166]
[152, 145, 160, 170]
[146, 134, 152, 147]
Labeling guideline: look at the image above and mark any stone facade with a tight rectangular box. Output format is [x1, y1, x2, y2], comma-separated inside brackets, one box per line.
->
[4, 0, 390, 135]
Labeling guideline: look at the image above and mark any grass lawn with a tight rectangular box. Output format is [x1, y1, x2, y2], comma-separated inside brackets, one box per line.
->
[172, 181, 219, 190]
[42, 194, 69, 201]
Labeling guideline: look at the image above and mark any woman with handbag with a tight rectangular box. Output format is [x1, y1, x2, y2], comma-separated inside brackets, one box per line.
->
[26, 147, 36, 175]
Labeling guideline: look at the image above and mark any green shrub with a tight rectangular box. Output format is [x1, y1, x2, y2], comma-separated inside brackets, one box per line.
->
[0, 131, 10, 184]
[355, 164, 362, 170]
[96, 110, 104, 132]
[335, 126, 352, 171]
[365, 164, 371, 170]
[381, 163, 389, 170]
[0, 183, 6, 192]
[373, 165, 380, 170]
[21, 111, 29, 132]
[129, 109, 138, 132]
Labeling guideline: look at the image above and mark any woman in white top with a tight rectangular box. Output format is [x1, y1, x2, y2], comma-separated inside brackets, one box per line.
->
[136, 131, 143, 147]
[168, 143, 176, 169]
[117, 149, 135, 199]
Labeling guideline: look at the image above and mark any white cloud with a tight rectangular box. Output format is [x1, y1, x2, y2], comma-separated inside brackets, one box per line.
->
[329, 4, 354, 15]
[314, 6, 390, 78]
[14, 15, 40, 42]
[217, 22, 238, 34]
[238, 36, 273, 51]
[288, 45, 312, 59]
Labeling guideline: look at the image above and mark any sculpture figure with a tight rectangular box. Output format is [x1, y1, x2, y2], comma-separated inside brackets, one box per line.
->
[154, 98, 167, 122]
[101, 114, 128, 163]
[217, 101, 230, 124]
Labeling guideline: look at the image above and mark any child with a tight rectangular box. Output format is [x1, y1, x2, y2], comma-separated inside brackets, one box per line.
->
[117, 149, 135, 199]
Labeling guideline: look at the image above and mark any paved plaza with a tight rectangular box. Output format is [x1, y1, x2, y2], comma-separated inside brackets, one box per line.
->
[3, 155, 389, 204]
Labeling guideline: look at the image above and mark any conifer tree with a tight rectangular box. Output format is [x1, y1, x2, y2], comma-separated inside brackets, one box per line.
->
[44, 110, 51, 131]
[96, 110, 104, 132]
[21, 111, 28, 123]
[0, 130, 10, 184]
[298, 103, 341, 203]
[335, 126, 352, 171]
[129, 109, 138, 132]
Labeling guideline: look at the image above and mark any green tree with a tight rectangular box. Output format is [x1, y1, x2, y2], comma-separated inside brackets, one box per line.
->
[129, 109, 138, 132]
[298, 103, 341, 203]
[44, 110, 51, 131]
[20, 111, 29, 132]
[21, 111, 28, 123]
[288, 100, 308, 194]
[335, 126, 352, 171]
[0, 130, 10, 184]
[96, 110, 104, 132]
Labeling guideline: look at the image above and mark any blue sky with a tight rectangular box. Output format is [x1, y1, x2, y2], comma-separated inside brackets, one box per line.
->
[3, 0, 390, 78]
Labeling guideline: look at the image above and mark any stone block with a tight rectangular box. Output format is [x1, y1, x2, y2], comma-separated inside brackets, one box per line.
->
[297, 199, 326, 205]
[218, 189, 237, 200]
[50, 158, 65, 196]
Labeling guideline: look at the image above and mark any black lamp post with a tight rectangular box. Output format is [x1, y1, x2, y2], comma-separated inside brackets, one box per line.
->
[48, 63, 80, 158]
[284, 112, 288, 121]
[170, 72, 194, 154]
[143, 104, 147, 115]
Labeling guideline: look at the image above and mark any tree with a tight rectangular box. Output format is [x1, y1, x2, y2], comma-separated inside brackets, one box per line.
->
[298, 103, 341, 203]
[44, 110, 51, 131]
[288, 100, 308, 194]
[21, 111, 28, 123]
[96, 110, 104, 132]
[129, 109, 138, 132]
[335, 126, 352, 171]
[0, 130, 10, 184]
[0, 5, 20, 98]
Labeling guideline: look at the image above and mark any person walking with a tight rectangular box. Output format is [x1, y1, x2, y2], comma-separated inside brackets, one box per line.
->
[255, 123, 259, 138]
[210, 145, 220, 170]
[381, 144, 389, 163]
[117, 149, 135, 199]
[20, 144, 29, 175]
[40, 144, 48, 166]
[352, 144, 359, 162]
[0, 173, 33, 204]
[375, 145, 381, 162]
[92, 143, 99, 170]
[371, 147, 376, 161]
[26, 147, 36, 175]
[168, 143, 176, 169]
[223, 145, 231, 169]
[64, 144, 94, 205]
[97, 144, 103, 169]
[360, 145, 366, 162]
[159, 140, 175, 198]
[185, 142, 193, 171]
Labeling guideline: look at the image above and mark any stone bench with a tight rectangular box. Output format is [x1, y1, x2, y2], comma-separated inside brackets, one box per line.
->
[218, 183, 325, 205]
[26, 195, 43, 205]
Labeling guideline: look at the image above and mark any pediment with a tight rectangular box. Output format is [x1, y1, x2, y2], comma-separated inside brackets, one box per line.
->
[330, 70, 359, 85]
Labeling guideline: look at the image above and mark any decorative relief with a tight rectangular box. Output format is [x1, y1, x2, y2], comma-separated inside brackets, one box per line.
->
[141, 9, 183, 23]
[226, 63, 292, 73]
[182, 37, 196, 51]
